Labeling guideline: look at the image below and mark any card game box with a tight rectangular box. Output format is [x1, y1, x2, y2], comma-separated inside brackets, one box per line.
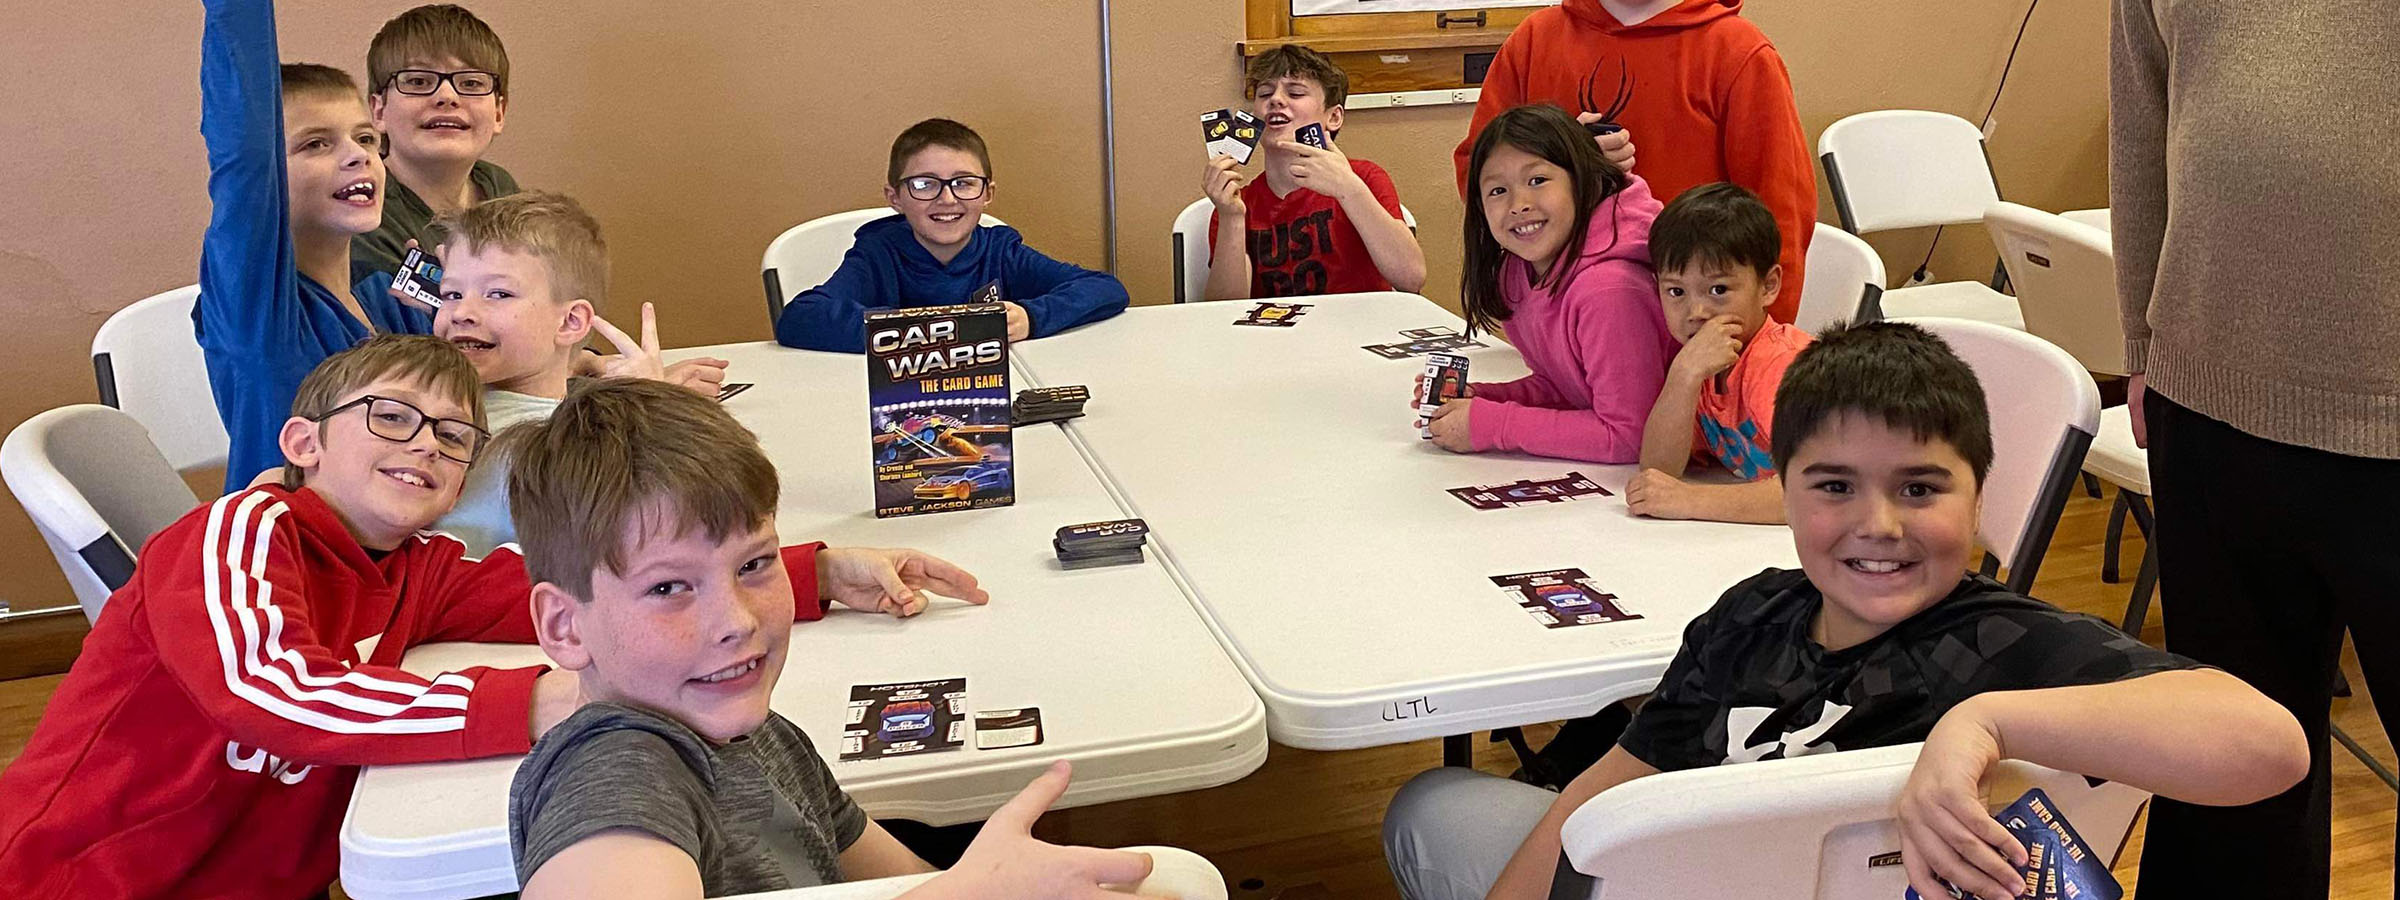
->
[867, 303, 1013, 518]
[1492, 568, 1641, 629]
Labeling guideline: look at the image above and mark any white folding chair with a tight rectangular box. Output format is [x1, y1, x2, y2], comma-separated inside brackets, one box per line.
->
[3, 405, 201, 623]
[1791, 222, 1887, 334]
[1984, 203, 2155, 629]
[2061, 208, 2111, 232]
[1169, 197, 1417, 303]
[1898, 317, 2099, 593]
[1818, 111, 2022, 330]
[92, 284, 230, 473]
[760, 208, 1007, 327]
[722, 846, 1228, 900]
[1549, 742, 2149, 898]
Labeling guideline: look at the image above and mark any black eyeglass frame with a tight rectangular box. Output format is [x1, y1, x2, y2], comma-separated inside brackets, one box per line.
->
[899, 174, 991, 202]
[384, 69, 501, 97]
[313, 395, 490, 465]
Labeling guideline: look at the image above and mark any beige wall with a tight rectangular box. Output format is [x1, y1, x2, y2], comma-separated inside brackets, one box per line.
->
[0, 0, 2107, 628]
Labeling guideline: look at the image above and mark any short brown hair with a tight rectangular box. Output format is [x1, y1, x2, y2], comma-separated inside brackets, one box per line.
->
[434, 191, 609, 308]
[1246, 45, 1349, 109]
[280, 63, 363, 104]
[504, 379, 780, 601]
[368, 4, 510, 97]
[887, 118, 993, 186]
[284, 335, 486, 489]
[1771, 321, 1994, 485]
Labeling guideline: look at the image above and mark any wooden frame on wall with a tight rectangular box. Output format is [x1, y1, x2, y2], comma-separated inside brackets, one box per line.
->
[1241, 0, 1546, 94]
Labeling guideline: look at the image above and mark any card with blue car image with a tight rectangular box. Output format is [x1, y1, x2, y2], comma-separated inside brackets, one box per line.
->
[841, 678, 967, 761]
[1904, 787, 2122, 900]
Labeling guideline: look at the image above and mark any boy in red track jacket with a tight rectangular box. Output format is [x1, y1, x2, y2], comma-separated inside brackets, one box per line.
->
[0, 336, 986, 898]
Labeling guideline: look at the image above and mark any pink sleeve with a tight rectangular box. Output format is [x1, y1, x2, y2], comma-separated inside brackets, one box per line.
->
[1468, 264, 1671, 463]
[1471, 374, 1566, 407]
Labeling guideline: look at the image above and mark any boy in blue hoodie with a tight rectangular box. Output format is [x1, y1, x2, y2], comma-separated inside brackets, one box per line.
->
[774, 119, 1129, 352]
[196, 0, 437, 489]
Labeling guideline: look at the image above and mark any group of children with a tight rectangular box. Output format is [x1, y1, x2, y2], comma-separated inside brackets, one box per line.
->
[0, 0, 2332, 898]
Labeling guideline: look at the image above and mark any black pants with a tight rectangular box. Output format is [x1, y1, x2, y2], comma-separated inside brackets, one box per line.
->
[2136, 391, 2400, 897]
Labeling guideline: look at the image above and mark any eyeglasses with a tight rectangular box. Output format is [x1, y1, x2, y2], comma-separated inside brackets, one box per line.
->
[315, 395, 490, 464]
[900, 175, 990, 202]
[386, 69, 499, 97]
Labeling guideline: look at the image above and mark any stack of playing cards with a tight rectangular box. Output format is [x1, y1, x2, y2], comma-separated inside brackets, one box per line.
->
[1906, 787, 2123, 900]
[1014, 385, 1089, 425]
[1415, 353, 1470, 439]
[1052, 518, 1148, 569]
[1200, 109, 1263, 164]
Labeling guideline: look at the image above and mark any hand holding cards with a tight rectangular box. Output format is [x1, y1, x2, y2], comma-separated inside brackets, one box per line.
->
[1415, 353, 1469, 439]
[1200, 108, 1263, 164]
[1904, 788, 2123, 900]
[1294, 122, 1329, 149]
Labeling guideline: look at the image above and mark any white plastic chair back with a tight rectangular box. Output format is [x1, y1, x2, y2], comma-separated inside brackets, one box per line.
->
[1170, 197, 1417, 303]
[1792, 223, 1887, 334]
[2061, 208, 2111, 232]
[721, 846, 1227, 900]
[1553, 742, 2149, 899]
[1818, 110, 2002, 234]
[1986, 203, 2125, 375]
[92, 285, 229, 472]
[760, 208, 1006, 325]
[1901, 317, 2100, 591]
[3, 405, 201, 622]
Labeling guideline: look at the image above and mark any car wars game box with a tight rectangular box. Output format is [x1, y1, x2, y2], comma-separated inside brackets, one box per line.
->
[867, 303, 1014, 517]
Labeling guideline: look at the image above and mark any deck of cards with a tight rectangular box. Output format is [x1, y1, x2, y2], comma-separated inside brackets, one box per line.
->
[1053, 518, 1148, 569]
[1014, 385, 1089, 425]
[393, 246, 443, 309]
[1416, 353, 1469, 439]
[1201, 109, 1263, 164]
[1908, 788, 2124, 900]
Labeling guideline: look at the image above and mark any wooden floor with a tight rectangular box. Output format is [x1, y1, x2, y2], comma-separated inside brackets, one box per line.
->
[1, 487, 2390, 897]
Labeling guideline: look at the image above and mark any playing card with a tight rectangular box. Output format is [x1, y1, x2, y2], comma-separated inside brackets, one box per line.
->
[1295, 122, 1328, 149]
[1363, 334, 1488, 358]
[716, 382, 754, 402]
[1202, 109, 1262, 165]
[974, 708, 1045, 749]
[1400, 326, 1459, 339]
[968, 279, 1002, 305]
[1998, 789, 2121, 900]
[1448, 473, 1613, 510]
[1416, 353, 1470, 439]
[1491, 569, 1640, 629]
[841, 679, 968, 761]
[393, 246, 443, 309]
[1233, 302, 1312, 327]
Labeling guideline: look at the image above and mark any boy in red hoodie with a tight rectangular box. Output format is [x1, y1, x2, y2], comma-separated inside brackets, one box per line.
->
[1455, 0, 1816, 323]
[0, 336, 985, 899]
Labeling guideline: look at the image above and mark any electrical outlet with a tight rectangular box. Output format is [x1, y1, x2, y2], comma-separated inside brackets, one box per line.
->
[1906, 269, 1936, 287]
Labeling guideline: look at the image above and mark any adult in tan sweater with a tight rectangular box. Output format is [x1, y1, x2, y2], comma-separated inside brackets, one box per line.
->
[2113, 1, 2400, 895]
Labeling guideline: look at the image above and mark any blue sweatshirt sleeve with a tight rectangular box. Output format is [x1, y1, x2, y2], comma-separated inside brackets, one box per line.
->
[195, 0, 301, 354]
[774, 243, 887, 353]
[1002, 239, 1129, 338]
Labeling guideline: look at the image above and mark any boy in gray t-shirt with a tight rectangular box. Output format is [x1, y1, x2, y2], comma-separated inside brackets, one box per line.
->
[501, 379, 1171, 900]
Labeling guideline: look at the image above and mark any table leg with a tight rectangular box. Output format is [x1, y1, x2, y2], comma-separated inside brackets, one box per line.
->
[1443, 733, 1472, 767]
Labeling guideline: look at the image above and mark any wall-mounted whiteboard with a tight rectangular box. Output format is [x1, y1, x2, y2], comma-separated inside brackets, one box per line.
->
[1292, 0, 1555, 15]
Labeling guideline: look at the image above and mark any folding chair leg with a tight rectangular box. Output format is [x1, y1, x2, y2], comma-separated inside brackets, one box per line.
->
[2082, 472, 2103, 499]
[2121, 543, 2158, 635]
[1491, 727, 1560, 787]
[2103, 492, 2129, 583]
[1442, 734, 1473, 767]
[1980, 553, 2002, 579]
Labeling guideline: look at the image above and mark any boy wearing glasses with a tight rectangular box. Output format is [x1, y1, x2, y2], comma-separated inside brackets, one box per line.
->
[352, 4, 522, 284]
[0, 334, 991, 899]
[774, 118, 1129, 352]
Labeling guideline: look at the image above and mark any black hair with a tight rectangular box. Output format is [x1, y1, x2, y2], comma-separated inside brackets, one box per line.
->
[1459, 104, 1629, 336]
[1770, 321, 1994, 484]
[1650, 182, 1780, 279]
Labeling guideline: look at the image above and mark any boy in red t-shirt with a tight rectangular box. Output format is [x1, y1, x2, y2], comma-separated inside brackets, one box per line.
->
[1201, 45, 1425, 301]
[1628, 183, 1811, 524]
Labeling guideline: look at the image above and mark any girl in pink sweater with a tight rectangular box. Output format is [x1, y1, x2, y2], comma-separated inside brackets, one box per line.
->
[1425, 104, 1676, 463]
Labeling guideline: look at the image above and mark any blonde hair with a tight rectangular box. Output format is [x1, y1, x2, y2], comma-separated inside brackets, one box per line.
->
[368, 4, 510, 96]
[283, 335, 485, 489]
[503, 379, 780, 600]
[435, 191, 609, 308]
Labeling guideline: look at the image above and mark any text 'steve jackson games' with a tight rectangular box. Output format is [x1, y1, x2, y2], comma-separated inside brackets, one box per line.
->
[866, 303, 1015, 517]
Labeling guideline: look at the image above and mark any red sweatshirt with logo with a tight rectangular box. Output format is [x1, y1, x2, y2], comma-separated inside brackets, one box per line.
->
[1457, 0, 1817, 322]
[0, 486, 825, 899]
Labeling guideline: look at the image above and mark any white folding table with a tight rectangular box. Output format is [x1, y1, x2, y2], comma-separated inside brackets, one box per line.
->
[338, 343, 1268, 900]
[1010, 293, 1800, 754]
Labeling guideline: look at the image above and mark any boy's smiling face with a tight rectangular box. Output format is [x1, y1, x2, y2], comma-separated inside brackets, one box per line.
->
[1660, 259, 1781, 344]
[370, 55, 506, 168]
[1783, 411, 1983, 650]
[279, 375, 476, 550]
[432, 240, 590, 396]
[535, 510, 793, 743]
[285, 91, 386, 237]
[1250, 74, 1342, 142]
[884, 146, 991, 258]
